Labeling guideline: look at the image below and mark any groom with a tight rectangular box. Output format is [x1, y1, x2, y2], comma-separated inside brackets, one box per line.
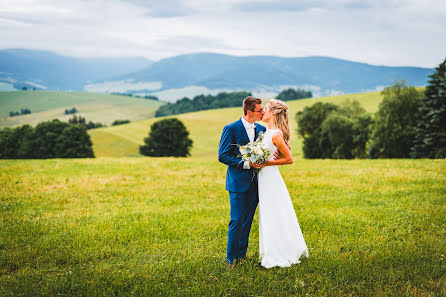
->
[218, 96, 267, 267]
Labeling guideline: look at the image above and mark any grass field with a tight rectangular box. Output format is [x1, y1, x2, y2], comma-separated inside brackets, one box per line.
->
[89, 90, 384, 158]
[0, 91, 163, 128]
[1, 88, 444, 295]
[0, 158, 444, 296]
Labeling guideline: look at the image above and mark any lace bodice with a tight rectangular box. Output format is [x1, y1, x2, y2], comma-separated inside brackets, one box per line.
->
[262, 129, 282, 161]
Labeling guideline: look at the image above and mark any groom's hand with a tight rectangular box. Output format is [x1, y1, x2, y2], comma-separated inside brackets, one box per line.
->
[250, 161, 265, 169]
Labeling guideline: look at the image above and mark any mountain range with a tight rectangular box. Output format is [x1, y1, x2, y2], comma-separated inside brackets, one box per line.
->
[0, 49, 152, 90]
[0, 49, 433, 101]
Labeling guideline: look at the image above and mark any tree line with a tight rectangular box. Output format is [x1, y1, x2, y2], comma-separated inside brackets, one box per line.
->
[155, 88, 312, 117]
[296, 58, 446, 159]
[0, 119, 94, 159]
[9, 108, 31, 117]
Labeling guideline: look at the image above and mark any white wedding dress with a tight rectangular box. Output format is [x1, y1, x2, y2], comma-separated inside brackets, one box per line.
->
[258, 129, 309, 269]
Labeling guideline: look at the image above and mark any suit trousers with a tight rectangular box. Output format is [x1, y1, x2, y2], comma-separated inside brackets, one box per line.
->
[227, 180, 259, 263]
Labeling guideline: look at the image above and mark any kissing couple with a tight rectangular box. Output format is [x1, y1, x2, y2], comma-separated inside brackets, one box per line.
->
[218, 96, 309, 269]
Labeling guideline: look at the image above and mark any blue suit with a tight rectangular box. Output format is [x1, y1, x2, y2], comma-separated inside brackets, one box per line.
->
[218, 118, 266, 263]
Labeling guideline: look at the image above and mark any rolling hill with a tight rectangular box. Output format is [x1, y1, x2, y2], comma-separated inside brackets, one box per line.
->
[88, 91, 384, 158]
[0, 49, 433, 102]
[0, 49, 152, 90]
[113, 53, 433, 100]
[0, 91, 163, 128]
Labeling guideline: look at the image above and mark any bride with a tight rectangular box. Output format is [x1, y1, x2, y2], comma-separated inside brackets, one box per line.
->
[257, 99, 309, 269]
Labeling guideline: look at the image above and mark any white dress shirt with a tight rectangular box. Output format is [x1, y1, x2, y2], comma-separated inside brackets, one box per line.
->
[241, 117, 256, 169]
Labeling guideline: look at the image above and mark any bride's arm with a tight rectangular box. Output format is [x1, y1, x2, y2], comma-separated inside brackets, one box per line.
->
[265, 133, 293, 166]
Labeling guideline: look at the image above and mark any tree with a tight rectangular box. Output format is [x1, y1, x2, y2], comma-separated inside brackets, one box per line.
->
[65, 107, 77, 115]
[154, 91, 251, 117]
[69, 115, 86, 125]
[296, 100, 373, 159]
[55, 125, 94, 158]
[140, 118, 193, 157]
[277, 88, 312, 101]
[112, 120, 130, 126]
[369, 81, 422, 158]
[0, 120, 95, 159]
[0, 125, 34, 158]
[296, 102, 339, 158]
[69, 115, 104, 129]
[20, 108, 31, 115]
[320, 114, 355, 159]
[29, 120, 70, 158]
[144, 95, 159, 101]
[411, 58, 446, 158]
[352, 114, 374, 159]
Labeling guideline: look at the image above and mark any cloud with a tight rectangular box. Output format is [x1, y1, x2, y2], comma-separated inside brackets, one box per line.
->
[125, 0, 195, 17]
[0, 0, 444, 67]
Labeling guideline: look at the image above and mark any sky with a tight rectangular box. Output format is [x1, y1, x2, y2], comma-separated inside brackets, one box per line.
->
[0, 0, 445, 67]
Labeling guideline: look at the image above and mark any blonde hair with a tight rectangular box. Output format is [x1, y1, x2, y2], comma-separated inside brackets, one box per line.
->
[268, 99, 291, 148]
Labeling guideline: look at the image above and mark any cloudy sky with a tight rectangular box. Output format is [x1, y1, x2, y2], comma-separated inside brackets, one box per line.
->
[0, 0, 445, 67]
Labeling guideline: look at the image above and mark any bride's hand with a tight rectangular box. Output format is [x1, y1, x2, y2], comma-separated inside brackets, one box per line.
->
[250, 161, 265, 169]
[273, 151, 283, 160]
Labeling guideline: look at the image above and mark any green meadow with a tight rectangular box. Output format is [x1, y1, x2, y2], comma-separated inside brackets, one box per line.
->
[0, 91, 163, 128]
[89, 90, 384, 158]
[0, 158, 444, 296]
[1, 89, 445, 295]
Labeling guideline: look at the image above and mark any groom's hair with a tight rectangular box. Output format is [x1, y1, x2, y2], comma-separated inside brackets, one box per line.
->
[243, 96, 262, 115]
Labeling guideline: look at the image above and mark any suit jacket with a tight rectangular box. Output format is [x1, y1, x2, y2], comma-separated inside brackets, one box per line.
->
[218, 118, 267, 192]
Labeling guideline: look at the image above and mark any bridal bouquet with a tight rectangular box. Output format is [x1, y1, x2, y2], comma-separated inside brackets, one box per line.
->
[237, 131, 271, 173]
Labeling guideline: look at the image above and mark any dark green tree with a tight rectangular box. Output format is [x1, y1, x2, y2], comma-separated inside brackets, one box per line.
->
[296, 102, 339, 158]
[65, 107, 77, 115]
[20, 108, 31, 115]
[411, 58, 446, 158]
[30, 120, 70, 158]
[277, 88, 312, 101]
[0, 125, 34, 158]
[352, 113, 374, 159]
[369, 81, 422, 158]
[86, 121, 104, 129]
[140, 118, 193, 157]
[144, 95, 159, 101]
[320, 114, 355, 159]
[155, 91, 251, 117]
[296, 100, 373, 159]
[112, 120, 130, 126]
[69, 115, 86, 125]
[55, 125, 94, 158]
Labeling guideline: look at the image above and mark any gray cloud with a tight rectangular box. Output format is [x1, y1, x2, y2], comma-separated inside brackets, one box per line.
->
[235, 0, 373, 13]
[0, 0, 444, 67]
[124, 0, 196, 17]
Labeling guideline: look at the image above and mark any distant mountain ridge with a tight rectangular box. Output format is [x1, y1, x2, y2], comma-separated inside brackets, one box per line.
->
[0, 49, 152, 90]
[0, 49, 433, 99]
[116, 53, 433, 96]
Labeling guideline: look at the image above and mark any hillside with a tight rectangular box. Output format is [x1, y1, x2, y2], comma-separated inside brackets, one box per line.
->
[114, 53, 432, 100]
[0, 91, 163, 128]
[89, 91, 384, 158]
[0, 49, 152, 90]
[0, 49, 432, 101]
